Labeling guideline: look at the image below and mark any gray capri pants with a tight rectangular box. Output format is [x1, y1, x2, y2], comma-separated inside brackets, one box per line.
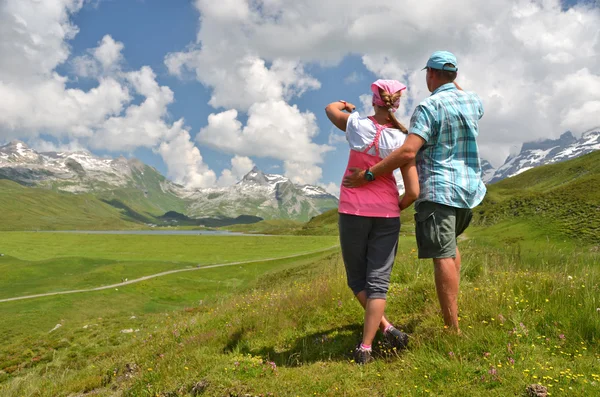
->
[338, 213, 400, 299]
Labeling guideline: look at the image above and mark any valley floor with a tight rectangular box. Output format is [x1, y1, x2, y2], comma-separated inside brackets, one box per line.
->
[0, 232, 598, 396]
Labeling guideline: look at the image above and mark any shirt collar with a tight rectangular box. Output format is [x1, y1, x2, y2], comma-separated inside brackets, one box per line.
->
[431, 82, 456, 96]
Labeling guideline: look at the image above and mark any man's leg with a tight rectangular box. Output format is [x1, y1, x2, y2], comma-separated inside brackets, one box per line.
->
[415, 202, 463, 330]
[455, 247, 461, 273]
[433, 254, 460, 330]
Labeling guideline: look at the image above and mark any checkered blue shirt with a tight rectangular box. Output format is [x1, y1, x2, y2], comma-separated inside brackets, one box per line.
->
[409, 83, 487, 209]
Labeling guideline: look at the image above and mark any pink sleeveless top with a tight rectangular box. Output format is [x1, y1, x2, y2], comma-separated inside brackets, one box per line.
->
[338, 117, 400, 218]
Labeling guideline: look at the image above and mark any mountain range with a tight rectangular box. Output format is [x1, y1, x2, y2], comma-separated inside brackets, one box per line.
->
[483, 129, 600, 184]
[2, 127, 599, 225]
[0, 141, 338, 222]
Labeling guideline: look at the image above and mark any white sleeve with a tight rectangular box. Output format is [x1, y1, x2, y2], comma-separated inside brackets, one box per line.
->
[345, 111, 361, 142]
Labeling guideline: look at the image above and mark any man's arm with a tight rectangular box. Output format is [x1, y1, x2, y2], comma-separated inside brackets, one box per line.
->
[342, 134, 425, 187]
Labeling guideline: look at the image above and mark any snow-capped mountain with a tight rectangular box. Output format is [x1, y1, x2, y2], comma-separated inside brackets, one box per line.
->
[0, 141, 338, 221]
[480, 159, 496, 184]
[486, 129, 600, 184]
[0, 140, 167, 192]
[184, 167, 338, 221]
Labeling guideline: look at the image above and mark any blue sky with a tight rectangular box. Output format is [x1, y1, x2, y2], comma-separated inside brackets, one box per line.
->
[1, 0, 599, 194]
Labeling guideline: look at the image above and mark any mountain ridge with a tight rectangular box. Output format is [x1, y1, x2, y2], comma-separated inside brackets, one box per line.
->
[483, 129, 600, 184]
[0, 141, 338, 221]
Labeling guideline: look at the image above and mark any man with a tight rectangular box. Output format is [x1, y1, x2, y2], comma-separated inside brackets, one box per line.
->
[343, 51, 486, 332]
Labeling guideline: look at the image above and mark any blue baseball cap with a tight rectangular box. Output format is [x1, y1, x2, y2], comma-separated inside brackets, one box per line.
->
[422, 51, 458, 72]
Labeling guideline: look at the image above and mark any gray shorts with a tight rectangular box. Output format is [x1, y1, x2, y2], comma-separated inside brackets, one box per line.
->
[338, 213, 400, 299]
[414, 201, 473, 259]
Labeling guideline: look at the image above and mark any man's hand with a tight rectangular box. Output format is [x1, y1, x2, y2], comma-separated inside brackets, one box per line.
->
[342, 167, 367, 188]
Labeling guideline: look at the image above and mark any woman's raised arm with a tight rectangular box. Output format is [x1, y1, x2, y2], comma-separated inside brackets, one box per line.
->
[325, 101, 356, 132]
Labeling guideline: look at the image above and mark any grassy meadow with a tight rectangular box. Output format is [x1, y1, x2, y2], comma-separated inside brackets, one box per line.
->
[0, 231, 598, 396]
[0, 233, 337, 340]
[0, 152, 599, 396]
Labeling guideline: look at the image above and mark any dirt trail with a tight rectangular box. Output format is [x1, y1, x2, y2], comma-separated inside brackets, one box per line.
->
[0, 246, 338, 303]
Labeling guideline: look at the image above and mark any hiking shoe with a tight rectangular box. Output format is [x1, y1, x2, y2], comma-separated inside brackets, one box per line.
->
[384, 326, 409, 351]
[352, 344, 374, 365]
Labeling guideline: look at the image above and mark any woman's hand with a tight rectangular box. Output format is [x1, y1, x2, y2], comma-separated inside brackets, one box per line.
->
[340, 100, 356, 113]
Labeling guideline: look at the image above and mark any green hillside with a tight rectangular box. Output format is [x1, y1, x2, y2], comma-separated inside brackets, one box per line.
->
[0, 178, 262, 231]
[44, 163, 190, 219]
[293, 151, 600, 245]
[0, 180, 142, 231]
[475, 151, 600, 244]
[297, 205, 417, 236]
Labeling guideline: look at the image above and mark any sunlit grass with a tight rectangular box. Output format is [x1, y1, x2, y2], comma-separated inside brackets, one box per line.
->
[1, 234, 598, 396]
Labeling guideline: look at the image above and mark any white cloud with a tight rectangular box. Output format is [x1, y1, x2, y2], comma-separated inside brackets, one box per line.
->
[283, 161, 323, 185]
[0, 75, 130, 139]
[168, 0, 600, 167]
[88, 67, 176, 151]
[28, 139, 87, 153]
[321, 182, 340, 198]
[166, 53, 320, 111]
[216, 155, 255, 186]
[3, 0, 600, 190]
[358, 94, 374, 116]
[166, 0, 328, 184]
[328, 131, 347, 145]
[0, 0, 82, 83]
[157, 126, 217, 189]
[73, 35, 124, 77]
[198, 100, 332, 165]
[94, 35, 124, 70]
[0, 0, 216, 189]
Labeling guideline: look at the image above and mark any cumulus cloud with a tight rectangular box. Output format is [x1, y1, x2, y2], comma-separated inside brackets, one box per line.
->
[0, 0, 82, 83]
[166, 0, 330, 184]
[157, 127, 217, 189]
[3, 0, 599, 190]
[29, 139, 87, 154]
[328, 131, 347, 146]
[283, 161, 323, 185]
[168, 0, 600, 168]
[321, 182, 340, 198]
[216, 155, 255, 186]
[0, 0, 216, 188]
[73, 35, 124, 77]
[197, 100, 332, 174]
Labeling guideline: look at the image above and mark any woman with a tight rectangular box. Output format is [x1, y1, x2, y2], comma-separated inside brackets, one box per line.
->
[325, 79, 419, 364]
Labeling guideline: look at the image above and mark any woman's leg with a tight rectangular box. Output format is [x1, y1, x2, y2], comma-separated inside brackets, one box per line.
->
[354, 290, 392, 331]
[361, 217, 400, 347]
[338, 213, 370, 303]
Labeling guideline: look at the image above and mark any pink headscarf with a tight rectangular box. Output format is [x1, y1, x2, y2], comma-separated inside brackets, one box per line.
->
[371, 79, 407, 112]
